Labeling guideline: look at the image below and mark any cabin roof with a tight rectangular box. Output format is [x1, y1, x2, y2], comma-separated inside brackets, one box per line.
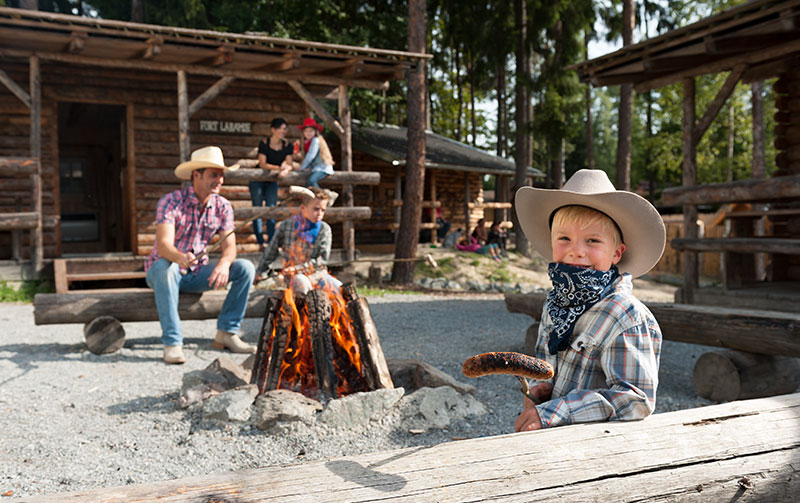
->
[571, 0, 800, 92]
[0, 6, 428, 89]
[351, 122, 544, 178]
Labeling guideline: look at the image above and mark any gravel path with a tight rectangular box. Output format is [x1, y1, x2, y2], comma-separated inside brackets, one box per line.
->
[0, 293, 712, 499]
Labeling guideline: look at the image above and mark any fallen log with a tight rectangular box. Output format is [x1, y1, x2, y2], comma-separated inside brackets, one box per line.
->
[504, 292, 800, 358]
[34, 288, 275, 325]
[23, 393, 800, 502]
[693, 350, 800, 402]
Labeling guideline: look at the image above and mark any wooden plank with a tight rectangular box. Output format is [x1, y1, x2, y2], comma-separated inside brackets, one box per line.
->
[661, 174, 800, 206]
[33, 288, 276, 325]
[177, 70, 189, 163]
[188, 75, 235, 117]
[0, 211, 38, 230]
[66, 271, 147, 282]
[504, 292, 800, 357]
[53, 258, 68, 294]
[0, 68, 31, 108]
[682, 76, 698, 304]
[671, 237, 800, 254]
[22, 393, 800, 502]
[233, 206, 371, 223]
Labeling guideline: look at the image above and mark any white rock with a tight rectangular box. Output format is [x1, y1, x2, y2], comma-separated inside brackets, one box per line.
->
[251, 389, 322, 430]
[199, 385, 259, 423]
[318, 387, 405, 429]
[399, 386, 487, 431]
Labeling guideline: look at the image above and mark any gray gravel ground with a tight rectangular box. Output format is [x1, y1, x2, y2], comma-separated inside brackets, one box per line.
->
[0, 293, 712, 499]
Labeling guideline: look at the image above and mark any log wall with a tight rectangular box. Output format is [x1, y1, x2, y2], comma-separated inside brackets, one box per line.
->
[771, 68, 800, 280]
[650, 213, 723, 280]
[344, 148, 484, 245]
[0, 60, 308, 257]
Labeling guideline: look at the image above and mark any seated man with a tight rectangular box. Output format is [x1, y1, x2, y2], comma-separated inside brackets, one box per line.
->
[145, 146, 256, 365]
[254, 187, 340, 296]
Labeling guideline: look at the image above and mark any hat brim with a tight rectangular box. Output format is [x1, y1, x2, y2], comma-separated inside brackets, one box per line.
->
[515, 186, 666, 278]
[298, 124, 324, 132]
[174, 160, 240, 180]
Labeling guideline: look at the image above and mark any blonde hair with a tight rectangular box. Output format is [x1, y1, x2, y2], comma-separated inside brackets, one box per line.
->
[315, 134, 335, 167]
[551, 205, 622, 246]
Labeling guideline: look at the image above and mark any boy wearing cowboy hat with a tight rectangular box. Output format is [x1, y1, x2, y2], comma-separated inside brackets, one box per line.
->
[145, 146, 256, 364]
[513, 169, 666, 432]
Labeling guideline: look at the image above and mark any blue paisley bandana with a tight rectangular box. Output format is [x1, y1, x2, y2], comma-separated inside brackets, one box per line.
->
[546, 263, 620, 355]
[293, 214, 321, 243]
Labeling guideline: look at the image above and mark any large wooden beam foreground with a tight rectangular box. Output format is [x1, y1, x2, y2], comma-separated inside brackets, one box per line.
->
[23, 393, 800, 502]
[504, 292, 800, 357]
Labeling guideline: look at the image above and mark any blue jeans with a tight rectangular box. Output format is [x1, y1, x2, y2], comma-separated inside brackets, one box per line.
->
[145, 258, 255, 347]
[306, 170, 328, 188]
[248, 181, 278, 245]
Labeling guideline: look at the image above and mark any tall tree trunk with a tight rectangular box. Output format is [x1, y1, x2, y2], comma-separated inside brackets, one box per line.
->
[646, 90, 655, 201]
[752, 82, 765, 179]
[513, 0, 530, 256]
[131, 0, 144, 22]
[584, 31, 595, 170]
[392, 0, 427, 284]
[455, 48, 463, 142]
[470, 57, 477, 147]
[496, 62, 506, 157]
[615, 0, 634, 191]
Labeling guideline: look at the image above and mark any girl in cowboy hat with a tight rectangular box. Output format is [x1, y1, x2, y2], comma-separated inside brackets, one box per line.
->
[294, 117, 335, 189]
[512, 169, 666, 432]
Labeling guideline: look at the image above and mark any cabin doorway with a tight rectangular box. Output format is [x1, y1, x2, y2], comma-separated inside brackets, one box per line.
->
[58, 102, 129, 254]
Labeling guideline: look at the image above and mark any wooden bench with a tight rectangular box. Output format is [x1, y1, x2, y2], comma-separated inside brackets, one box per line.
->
[51, 249, 357, 294]
[23, 392, 800, 502]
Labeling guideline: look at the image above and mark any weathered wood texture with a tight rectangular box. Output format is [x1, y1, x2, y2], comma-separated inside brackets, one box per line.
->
[504, 292, 800, 357]
[306, 289, 338, 401]
[24, 393, 800, 502]
[342, 284, 393, 389]
[83, 316, 126, 355]
[671, 237, 800, 254]
[33, 288, 275, 325]
[661, 174, 800, 206]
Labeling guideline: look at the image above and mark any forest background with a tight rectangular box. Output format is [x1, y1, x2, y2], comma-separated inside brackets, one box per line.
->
[4, 0, 778, 206]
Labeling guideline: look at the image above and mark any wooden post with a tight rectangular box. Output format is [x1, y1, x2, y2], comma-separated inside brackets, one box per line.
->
[29, 55, 43, 277]
[430, 171, 438, 243]
[751, 80, 767, 281]
[338, 84, 355, 262]
[126, 104, 138, 253]
[682, 77, 698, 304]
[177, 70, 190, 163]
[287, 80, 345, 137]
[464, 173, 471, 235]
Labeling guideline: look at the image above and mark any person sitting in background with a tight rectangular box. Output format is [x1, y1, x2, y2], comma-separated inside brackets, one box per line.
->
[254, 187, 340, 297]
[251, 117, 294, 250]
[294, 118, 335, 189]
[487, 220, 509, 257]
[472, 217, 489, 245]
[457, 230, 502, 262]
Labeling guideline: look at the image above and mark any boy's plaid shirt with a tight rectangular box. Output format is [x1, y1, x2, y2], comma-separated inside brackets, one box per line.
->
[255, 218, 332, 276]
[534, 274, 662, 428]
[144, 186, 234, 273]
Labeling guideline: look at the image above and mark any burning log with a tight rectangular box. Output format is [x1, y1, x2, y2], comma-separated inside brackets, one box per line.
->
[250, 283, 393, 403]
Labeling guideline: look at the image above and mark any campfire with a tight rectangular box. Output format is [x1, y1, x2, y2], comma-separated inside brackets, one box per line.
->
[250, 274, 393, 403]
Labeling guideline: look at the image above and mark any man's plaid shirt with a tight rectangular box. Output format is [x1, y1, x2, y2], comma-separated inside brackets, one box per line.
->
[144, 186, 234, 273]
[255, 217, 332, 276]
[534, 274, 662, 428]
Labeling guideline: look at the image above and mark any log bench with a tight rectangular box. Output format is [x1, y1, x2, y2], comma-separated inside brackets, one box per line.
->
[51, 249, 356, 294]
[23, 392, 800, 502]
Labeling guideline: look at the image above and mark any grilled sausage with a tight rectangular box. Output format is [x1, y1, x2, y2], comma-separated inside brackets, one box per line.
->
[461, 352, 554, 380]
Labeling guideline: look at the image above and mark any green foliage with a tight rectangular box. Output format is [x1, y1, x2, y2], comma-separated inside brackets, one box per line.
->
[489, 264, 512, 284]
[357, 286, 422, 297]
[0, 280, 53, 303]
[415, 256, 454, 279]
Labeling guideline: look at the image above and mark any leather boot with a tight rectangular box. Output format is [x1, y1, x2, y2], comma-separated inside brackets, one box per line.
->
[163, 345, 186, 364]
[213, 330, 256, 354]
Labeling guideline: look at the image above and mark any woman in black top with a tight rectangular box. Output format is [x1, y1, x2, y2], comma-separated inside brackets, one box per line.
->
[251, 117, 294, 249]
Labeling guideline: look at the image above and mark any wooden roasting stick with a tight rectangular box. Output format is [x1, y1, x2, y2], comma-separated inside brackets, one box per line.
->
[462, 352, 554, 405]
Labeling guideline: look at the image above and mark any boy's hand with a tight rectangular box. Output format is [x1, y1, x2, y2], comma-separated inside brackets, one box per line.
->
[515, 397, 543, 432]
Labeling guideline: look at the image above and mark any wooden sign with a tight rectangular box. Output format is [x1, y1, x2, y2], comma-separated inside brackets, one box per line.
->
[199, 120, 252, 134]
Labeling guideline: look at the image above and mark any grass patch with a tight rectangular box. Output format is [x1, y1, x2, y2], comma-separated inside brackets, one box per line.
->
[0, 280, 53, 303]
[357, 286, 423, 297]
[415, 256, 455, 279]
[489, 265, 513, 284]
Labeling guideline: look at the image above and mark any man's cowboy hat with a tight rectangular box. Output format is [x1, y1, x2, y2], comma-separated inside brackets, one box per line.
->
[515, 169, 666, 278]
[297, 117, 324, 133]
[174, 146, 240, 180]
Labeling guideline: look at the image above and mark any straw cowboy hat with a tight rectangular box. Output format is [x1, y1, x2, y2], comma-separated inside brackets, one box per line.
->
[174, 146, 240, 180]
[297, 117, 324, 133]
[515, 169, 666, 278]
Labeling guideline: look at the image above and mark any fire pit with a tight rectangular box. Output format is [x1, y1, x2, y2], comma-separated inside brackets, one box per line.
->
[250, 283, 393, 402]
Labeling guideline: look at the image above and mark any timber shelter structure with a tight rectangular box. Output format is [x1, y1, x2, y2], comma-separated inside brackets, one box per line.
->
[573, 0, 800, 312]
[0, 6, 429, 281]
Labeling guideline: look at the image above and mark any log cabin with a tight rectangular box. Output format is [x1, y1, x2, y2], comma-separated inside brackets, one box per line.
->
[0, 7, 429, 281]
[572, 0, 800, 313]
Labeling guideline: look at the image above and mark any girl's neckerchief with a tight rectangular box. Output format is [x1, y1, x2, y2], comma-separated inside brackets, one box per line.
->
[304, 138, 313, 153]
[546, 263, 620, 355]
[293, 213, 321, 243]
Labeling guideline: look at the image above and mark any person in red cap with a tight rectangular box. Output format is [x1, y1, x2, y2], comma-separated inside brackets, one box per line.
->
[294, 117, 335, 189]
